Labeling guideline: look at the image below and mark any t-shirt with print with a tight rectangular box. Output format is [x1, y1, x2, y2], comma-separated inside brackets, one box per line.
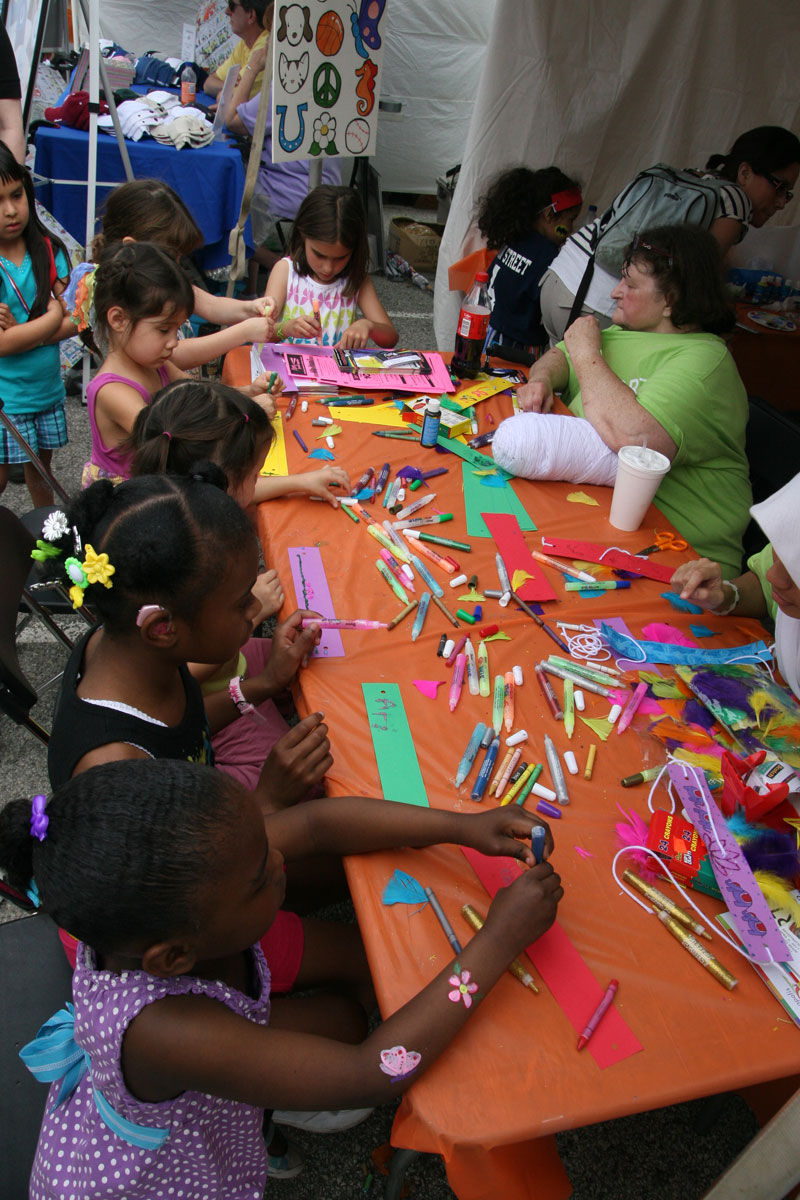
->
[562, 326, 751, 576]
[48, 628, 214, 788]
[215, 30, 268, 99]
[0, 245, 70, 414]
[486, 230, 559, 347]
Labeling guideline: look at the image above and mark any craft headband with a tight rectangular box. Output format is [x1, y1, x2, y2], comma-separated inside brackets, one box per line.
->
[550, 187, 583, 213]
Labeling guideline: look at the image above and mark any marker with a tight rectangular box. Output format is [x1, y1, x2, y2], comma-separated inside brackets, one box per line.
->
[563, 677, 575, 740]
[387, 600, 418, 631]
[657, 912, 737, 990]
[395, 493, 436, 520]
[535, 665, 564, 720]
[430, 592, 460, 628]
[464, 639, 479, 695]
[352, 467, 375, 495]
[416, 532, 473, 552]
[405, 534, 457, 574]
[455, 722, 488, 787]
[577, 980, 618, 1051]
[530, 825, 547, 864]
[322, 396, 375, 407]
[375, 559, 409, 604]
[424, 886, 462, 955]
[617, 682, 648, 735]
[340, 503, 359, 524]
[411, 592, 431, 641]
[352, 501, 378, 526]
[300, 618, 387, 630]
[393, 513, 454, 529]
[530, 550, 597, 583]
[492, 674, 505, 735]
[372, 429, 421, 439]
[565, 580, 631, 591]
[621, 765, 664, 787]
[623, 870, 712, 941]
[503, 671, 515, 732]
[461, 905, 538, 993]
[494, 748, 522, 798]
[471, 737, 500, 801]
[292, 429, 309, 452]
[544, 733, 569, 805]
[584, 744, 597, 780]
[540, 661, 613, 699]
[368, 524, 408, 559]
[477, 640, 490, 697]
[381, 521, 413, 561]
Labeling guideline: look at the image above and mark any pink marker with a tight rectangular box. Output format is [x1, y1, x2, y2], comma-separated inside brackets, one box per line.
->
[380, 548, 416, 593]
[616, 682, 648, 735]
[449, 652, 466, 711]
[301, 618, 387, 630]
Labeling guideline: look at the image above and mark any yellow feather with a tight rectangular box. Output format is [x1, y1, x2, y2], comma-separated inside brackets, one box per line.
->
[754, 871, 800, 923]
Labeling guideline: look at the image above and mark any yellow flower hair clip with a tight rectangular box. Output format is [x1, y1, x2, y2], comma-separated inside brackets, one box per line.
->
[82, 544, 115, 589]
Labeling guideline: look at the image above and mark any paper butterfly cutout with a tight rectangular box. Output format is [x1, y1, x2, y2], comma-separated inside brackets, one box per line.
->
[379, 1045, 421, 1080]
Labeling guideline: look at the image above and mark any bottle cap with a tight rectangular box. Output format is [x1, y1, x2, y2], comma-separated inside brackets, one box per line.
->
[475, 271, 489, 282]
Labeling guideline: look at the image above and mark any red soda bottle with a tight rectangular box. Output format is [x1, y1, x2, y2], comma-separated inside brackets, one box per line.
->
[452, 271, 490, 379]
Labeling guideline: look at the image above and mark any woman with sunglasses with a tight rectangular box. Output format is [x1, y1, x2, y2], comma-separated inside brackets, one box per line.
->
[504, 225, 752, 576]
[204, 0, 272, 101]
[539, 125, 800, 345]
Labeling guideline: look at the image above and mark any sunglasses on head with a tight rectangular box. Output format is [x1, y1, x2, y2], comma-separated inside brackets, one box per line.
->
[759, 171, 794, 202]
[628, 233, 673, 270]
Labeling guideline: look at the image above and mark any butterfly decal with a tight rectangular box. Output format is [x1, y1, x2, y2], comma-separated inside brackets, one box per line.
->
[350, 0, 386, 59]
[379, 1045, 421, 1081]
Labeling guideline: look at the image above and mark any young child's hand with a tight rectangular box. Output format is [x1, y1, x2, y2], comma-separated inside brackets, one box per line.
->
[670, 558, 726, 610]
[261, 609, 322, 690]
[483, 862, 563, 953]
[301, 465, 351, 506]
[237, 315, 276, 348]
[285, 313, 323, 341]
[338, 319, 372, 349]
[259, 712, 332, 808]
[460, 809, 554, 867]
[253, 568, 284, 620]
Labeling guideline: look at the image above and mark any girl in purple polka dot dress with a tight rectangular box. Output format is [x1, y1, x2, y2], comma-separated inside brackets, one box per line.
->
[2, 759, 564, 1199]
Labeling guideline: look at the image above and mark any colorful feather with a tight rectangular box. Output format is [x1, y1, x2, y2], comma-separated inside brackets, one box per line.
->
[615, 804, 660, 880]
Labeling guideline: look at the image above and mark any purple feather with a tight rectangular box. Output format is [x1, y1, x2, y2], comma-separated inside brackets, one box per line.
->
[741, 830, 800, 880]
[683, 698, 718, 732]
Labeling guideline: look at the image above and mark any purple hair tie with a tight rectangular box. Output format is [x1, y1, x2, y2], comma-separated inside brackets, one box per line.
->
[162, 430, 172, 440]
[30, 794, 49, 842]
[243, 413, 249, 423]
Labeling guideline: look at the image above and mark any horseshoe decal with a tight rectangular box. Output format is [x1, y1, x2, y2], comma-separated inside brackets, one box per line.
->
[276, 102, 308, 152]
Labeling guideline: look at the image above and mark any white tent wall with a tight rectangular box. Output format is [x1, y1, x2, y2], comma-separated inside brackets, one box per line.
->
[73, 0, 199, 58]
[371, 0, 497, 194]
[433, 0, 800, 349]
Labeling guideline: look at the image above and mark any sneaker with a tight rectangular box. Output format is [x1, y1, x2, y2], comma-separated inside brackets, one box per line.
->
[267, 1144, 304, 1180]
[271, 1107, 374, 1134]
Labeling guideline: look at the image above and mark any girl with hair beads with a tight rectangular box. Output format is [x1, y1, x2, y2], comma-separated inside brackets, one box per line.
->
[67, 178, 275, 369]
[5, 757, 561, 1199]
[476, 165, 582, 358]
[0, 140, 74, 507]
[266, 184, 398, 348]
[84, 242, 277, 486]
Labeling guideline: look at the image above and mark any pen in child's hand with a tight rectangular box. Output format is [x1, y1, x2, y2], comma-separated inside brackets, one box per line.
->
[312, 298, 322, 346]
[530, 825, 546, 865]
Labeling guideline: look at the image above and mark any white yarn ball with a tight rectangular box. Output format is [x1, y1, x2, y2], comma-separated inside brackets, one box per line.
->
[492, 412, 619, 485]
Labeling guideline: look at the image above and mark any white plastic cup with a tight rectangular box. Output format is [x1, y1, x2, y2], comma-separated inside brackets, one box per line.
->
[609, 445, 671, 532]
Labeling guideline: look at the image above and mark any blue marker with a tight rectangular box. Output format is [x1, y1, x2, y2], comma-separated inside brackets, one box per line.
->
[411, 591, 431, 641]
[530, 825, 547, 865]
[455, 721, 488, 787]
[409, 554, 444, 598]
[471, 737, 500, 801]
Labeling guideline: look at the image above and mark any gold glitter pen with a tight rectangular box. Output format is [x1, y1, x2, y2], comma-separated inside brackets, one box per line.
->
[623, 869, 712, 941]
[657, 912, 738, 990]
[461, 904, 539, 993]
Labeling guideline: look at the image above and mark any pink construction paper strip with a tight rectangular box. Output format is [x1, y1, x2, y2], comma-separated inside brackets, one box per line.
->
[540, 536, 675, 583]
[461, 847, 643, 1068]
[287, 546, 345, 659]
[482, 512, 558, 602]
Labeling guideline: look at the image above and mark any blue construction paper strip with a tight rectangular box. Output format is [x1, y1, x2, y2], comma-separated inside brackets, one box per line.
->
[600, 623, 772, 667]
[362, 683, 429, 807]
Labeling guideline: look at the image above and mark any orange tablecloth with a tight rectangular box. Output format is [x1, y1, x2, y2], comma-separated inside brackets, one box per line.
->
[225, 346, 800, 1200]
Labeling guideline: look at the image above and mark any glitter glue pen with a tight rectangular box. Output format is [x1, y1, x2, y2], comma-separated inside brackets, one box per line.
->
[408, 553, 444, 598]
[471, 737, 500, 801]
[449, 653, 467, 712]
[657, 912, 737, 989]
[530, 825, 547, 864]
[535, 665, 564, 720]
[300, 618, 387, 630]
[623, 870, 712, 940]
[617, 682, 648, 735]
[375, 559, 409, 604]
[393, 513, 454, 529]
[411, 592, 431, 641]
[530, 550, 597, 584]
[563, 676, 575, 740]
[394, 493, 436, 520]
[492, 674, 505, 735]
[477, 640, 490, 697]
[503, 671, 515, 732]
[461, 905, 539, 993]
[380, 549, 416, 593]
[544, 733, 569, 805]
[455, 722, 488, 787]
[465, 639, 479, 695]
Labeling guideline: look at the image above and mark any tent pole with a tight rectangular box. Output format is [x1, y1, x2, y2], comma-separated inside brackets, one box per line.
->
[75, 0, 134, 182]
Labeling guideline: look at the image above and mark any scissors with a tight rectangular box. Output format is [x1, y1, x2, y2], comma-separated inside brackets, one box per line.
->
[635, 530, 688, 555]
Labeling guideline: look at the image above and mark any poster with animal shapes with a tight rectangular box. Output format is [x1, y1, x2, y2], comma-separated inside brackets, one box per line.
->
[272, 1, 387, 163]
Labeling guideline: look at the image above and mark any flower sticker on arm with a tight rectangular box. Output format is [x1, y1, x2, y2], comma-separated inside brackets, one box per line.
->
[448, 962, 479, 1008]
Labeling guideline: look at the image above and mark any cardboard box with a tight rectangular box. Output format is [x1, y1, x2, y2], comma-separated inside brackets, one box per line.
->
[388, 218, 445, 272]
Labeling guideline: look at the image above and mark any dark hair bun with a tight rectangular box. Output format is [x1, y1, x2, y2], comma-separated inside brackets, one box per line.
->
[187, 460, 229, 491]
[0, 797, 38, 893]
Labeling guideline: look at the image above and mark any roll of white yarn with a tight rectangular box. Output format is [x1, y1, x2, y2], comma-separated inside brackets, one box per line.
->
[492, 412, 619, 486]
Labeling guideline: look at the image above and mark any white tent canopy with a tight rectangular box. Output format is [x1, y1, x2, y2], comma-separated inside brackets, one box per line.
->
[433, 0, 800, 348]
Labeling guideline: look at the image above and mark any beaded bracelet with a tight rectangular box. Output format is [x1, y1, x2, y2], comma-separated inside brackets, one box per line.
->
[709, 579, 740, 616]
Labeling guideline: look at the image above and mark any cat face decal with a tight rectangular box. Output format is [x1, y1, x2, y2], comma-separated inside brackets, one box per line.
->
[278, 51, 310, 93]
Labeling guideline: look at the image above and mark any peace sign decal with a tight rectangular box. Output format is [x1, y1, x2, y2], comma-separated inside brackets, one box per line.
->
[313, 61, 341, 108]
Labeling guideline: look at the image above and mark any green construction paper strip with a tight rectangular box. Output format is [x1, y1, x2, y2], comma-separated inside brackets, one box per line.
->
[579, 715, 613, 742]
[362, 683, 429, 807]
[461, 461, 536, 538]
[436, 433, 511, 479]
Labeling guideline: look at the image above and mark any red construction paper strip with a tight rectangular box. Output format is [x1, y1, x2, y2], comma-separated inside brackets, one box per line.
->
[540, 536, 675, 583]
[483, 512, 558, 602]
[461, 847, 643, 1068]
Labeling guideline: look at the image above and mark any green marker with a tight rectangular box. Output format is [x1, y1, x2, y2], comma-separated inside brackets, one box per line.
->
[492, 674, 505, 735]
[340, 502, 359, 524]
[516, 763, 543, 806]
[268, 371, 277, 390]
[418, 532, 472, 552]
[563, 677, 575, 740]
[477, 640, 490, 697]
[564, 579, 631, 591]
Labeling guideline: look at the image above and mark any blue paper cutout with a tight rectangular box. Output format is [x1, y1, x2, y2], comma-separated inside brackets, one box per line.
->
[600, 622, 772, 667]
[308, 448, 335, 461]
[382, 869, 428, 908]
[578, 589, 606, 599]
[478, 473, 507, 489]
[661, 592, 703, 614]
[352, 488, 374, 501]
[690, 624, 718, 638]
